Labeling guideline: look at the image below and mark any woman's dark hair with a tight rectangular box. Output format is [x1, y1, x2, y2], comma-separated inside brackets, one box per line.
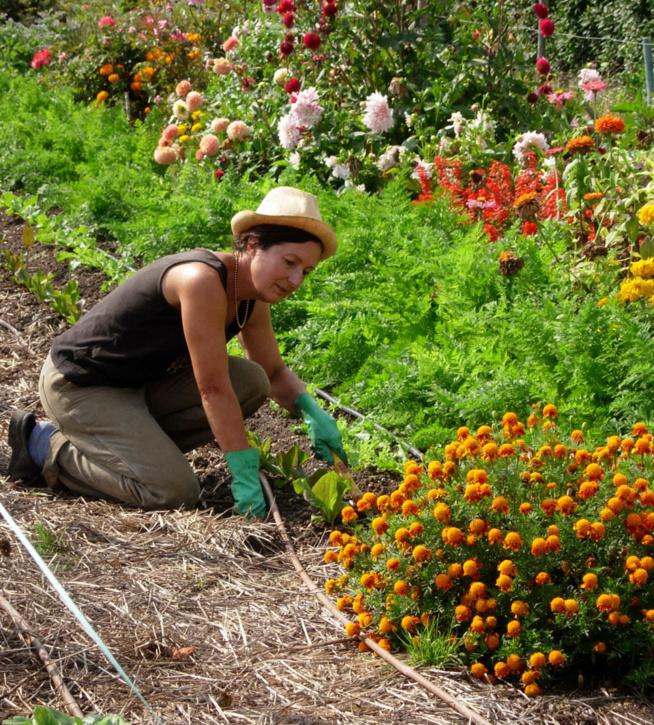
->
[233, 224, 324, 253]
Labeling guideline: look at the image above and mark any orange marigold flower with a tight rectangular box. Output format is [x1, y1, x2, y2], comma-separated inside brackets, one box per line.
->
[634, 477, 650, 492]
[635, 437, 652, 455]
[491, 496, 510, 514]
[578, 481, 599, 499]
[435, 573, 453, 591]
[595, 642, 606, 653]
[504, 531, 524, 551]
[525, 683, 542, 697]
[427, 461, 442, 479]
[358, 611, 373, 628]
[595, 114, 625, 135]
[494, 661, 510, 678]
[521, 670, 539, 685]
[470, 662, 487, 679]
[455, 605, 472, 622]
[617, 485, 637, 505]
[498, 559, 518, 576]
[386, 558, 400, 571]
[376, 495, 391, 513]
[566, 135, 596, 154]
[402, 500, 420, 517]
[531, 537, 548, 556]
[433, 503, 451, 523]
[378, 615, 396, 634]
[640, 556, 654, 571]
[584, 463, 605, 481]
[507, 620, 522, 637]
[448, 562, 463, 578]
[607, 497, 624, 514]
[360, 572, 376, 591]
[554, 444, 567, 458]
[564, 599, 579, 615]
[357, 491, 377, 511]
[371, 516, 389, 535]
[342, 506, 358, 523]
[395, 527, 411, 544]
[442, 526, 466, 547]
[590, 522, 605, 541]
[469, 581, 487, 599]
[496, 574, 514, 592]
[463, 559, 481, 578]
[393, 580, 410, 596]
[389, 490, 405, 510]
[469, 518, 489, 536]
[513, 191, 538, 209]
[324, 550, 338, 563]
[511, 600, 529, 618]
[519, 502, 533, 515]
[535, 571, 551, 585]
[345, 622, 360, 637]
[488, 528, 503, 544]
[470, 615, 485, 633]
[542, 404, 558, 419]
[412, 545, 431, 563]
[582, 573, 599, 590]
[556, 496, 576, 516]
[498, 443, 515, 458]
[485, 615, 497, 627]
[529, 652, 547, 670]
[371, 544, 384, 558]
[575, 449, 592, 464]
[401, 615, 420, 632]
[630, 568, 649, 587]
[506, 654, 523, 672]
[464, 483, 482, 503]
[571, 429, 585, 444]
[541, 498, 557, 515]
[633, 422, 649, 436]
[409, 522, 424, 538]
[403, 473, 421, 490]
[337, 596, 352, 611]
[501, 412, 518, 427]
[573, 519, 592, 539]
[443, 461, 456, 478]
[622, 437, 635, 453]
[551, 597, 566, 613]
[584, 192, 604, 201]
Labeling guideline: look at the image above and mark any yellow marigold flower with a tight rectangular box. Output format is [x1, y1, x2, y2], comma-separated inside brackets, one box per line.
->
[635, 436, 652, 454]
[487, 528, 503, 544]
[638, 203, 654, 226]
[564, 599, 579, 615]
[370, 544, 384, 558]
[640, 556, 654, 571]
[324, 550, 338, 564]
[357, 492, 377, 512]
[597, 297, 609, 307]
[378, 615, 395, 634]
[455, 605, 472, 622]
[345, 622, 360, 637]
[519, 502, 533, 515]
[590, 522, 605, 542]
[329, 530, 342, 546]
[498, 559, 518, 576]
[463, 558, 481, 577]
[409, 522, 424, 538]
[566, 135, 595, 154]
[503, 531, 523, 552]
[546, 534, 561, 553]
[372, 516, 389, 536]
[464, 483, 482, 503]
[377, 637, 392, 652]
[393, 580, 410, 596]
[630, 568, 648, 587]
[442, 526, 466, 547]
[578, 481, 598, 500]
[521, 670, 539, 685]
[395, 527, 411, 544]
[470, 662, 487, 679]
[469, 581, 487, 599]
[401, 615, 420, 632]
[470, 615, 485, 634]
[608, 611, 620, 625]
[325, 578, 339, 595]
[535, 571, 550, 585]
[389, 490, 405, 509]
[595, 114, 625, 135]
[427, 460, 442, 479]
[507, 620, 522, 637]
[501, 412, 518, 427]
[358, 611, 373, 627]
[386, 558, 400, 572]
[402, 500, 420, 517]
[573, 518, 592, 539]
[412, 545, 431, 563]
[634, 477, 649, 491]
[529, 652, 546, 670]
[525, 683, 542, 697]
[494, 661, 510, 678]
[435, 573, 453, 591]
[511, 600, 529, 618]
[541, 498, 557, 516]
[403, 473, 421, 490]
[469, 518, 489, 536]
[352, 593, 366, 613]
[336, 595, 352, 611]
[551, 597, 566, 613]
[571, 429, 584, 444]
[496, 574, 513, 592]
[582, 573, 598, 590]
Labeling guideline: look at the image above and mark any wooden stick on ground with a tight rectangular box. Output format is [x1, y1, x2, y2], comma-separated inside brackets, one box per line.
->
[259, 472, 495, 725]
[0, 592, 84, 718]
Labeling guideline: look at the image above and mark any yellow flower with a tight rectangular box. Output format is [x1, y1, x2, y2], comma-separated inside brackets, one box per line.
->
[631, 258, 654, 279]
[639, 202, 654, 225]
[191, 122, 203, 133]
[597, 297, 608, 307]
[178, 135, 191, 143]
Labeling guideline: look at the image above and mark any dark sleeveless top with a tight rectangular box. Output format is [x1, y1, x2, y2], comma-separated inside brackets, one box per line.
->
[50, 248, 255, 387]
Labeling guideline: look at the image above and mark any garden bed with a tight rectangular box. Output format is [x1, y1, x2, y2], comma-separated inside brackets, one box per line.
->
[1, 213, 653, 724]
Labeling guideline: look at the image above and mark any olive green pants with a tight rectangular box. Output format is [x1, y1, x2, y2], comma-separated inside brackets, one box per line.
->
[39, 353, 270, 510]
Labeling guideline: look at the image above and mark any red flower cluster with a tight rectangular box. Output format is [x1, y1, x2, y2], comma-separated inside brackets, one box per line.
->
[540, 19, 555, 37]
[303, 32, 322, 50]
[412, 165, 434, 205]
[31, 48, 52, 69]
[533, 3, 549, 19]
[535, 57, 550, 76]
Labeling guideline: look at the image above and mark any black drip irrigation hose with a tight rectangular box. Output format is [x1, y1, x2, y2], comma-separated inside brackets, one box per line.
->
[313, 387, 424, 460]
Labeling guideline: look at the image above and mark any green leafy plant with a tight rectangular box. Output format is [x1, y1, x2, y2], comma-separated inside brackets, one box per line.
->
[3, 705, 130, 724]
[293, 470, 350, 526]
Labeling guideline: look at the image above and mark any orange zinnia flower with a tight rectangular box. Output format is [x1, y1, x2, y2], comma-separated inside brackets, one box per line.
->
[595, 114, 625, 135]
[566, 135, 595, 154]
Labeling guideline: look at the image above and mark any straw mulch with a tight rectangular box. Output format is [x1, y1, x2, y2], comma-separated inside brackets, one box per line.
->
[1, 211, 653, 725]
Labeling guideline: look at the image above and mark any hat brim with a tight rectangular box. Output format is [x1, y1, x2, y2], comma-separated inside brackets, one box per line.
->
[231, 210, 338, 261]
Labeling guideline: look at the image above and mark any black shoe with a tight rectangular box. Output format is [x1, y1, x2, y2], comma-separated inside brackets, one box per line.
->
[7, 410, 43, 484]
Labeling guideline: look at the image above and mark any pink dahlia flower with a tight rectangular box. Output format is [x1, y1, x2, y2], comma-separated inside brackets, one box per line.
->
[227, 120, 252, 142]
[222, 36, 239, 52]
[533, 3, 549, 19]
[30, 48, 52, 69]
[363, 92, 394, 134]
[213, 58, 232, 75]
[154, 146, 177, 165]
[278, 113, 301, 149]
[185, 91, 203, 112]
[98, 16, 116, 28]
[176, 80, 192, 97]
[211, 117, 231, 133]
[291, 87, 323, 128]
[539, 19, 554, 37]
[535, 57, 550, 76]
[161, 124, 180, 142]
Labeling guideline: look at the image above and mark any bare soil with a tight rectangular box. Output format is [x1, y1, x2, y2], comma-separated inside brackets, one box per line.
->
[1, 209, 653, 725]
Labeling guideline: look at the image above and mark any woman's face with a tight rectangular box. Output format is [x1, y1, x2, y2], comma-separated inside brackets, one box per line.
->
[247, 240, 322, 303]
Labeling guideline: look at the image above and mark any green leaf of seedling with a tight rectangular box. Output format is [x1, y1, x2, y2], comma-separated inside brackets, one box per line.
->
[640, 238, 654, 259]
[311, 472, 349, 525]
[22, 225, 35, 249]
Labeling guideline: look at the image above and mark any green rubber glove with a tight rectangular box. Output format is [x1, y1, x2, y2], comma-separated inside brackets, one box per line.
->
[225, 448, 267, 519]
[295, 392, 348, 466]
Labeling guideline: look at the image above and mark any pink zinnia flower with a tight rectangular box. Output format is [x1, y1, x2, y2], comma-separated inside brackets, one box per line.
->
[185, 91, 203, 112]
[363, 92, 394, 134]
[539, 19, 554, 37]
[548, 90, 574, 107]
[176, 80, 192, 97]
[98, 16, 116, 28]
[285, 77, 301, 94]
[533, 3, 548, 19]
[583, 80, 607, 94]
[199, 135, 220, 157]
[535, 57, 550, 75]
[30, 48, 52, 69]
[538, 83, 552, 96]
[211, 117, 230, 133]
[303, 33, 321, 50]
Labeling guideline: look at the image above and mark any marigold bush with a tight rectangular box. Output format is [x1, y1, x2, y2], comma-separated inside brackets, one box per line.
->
[326, 407, 654, 693]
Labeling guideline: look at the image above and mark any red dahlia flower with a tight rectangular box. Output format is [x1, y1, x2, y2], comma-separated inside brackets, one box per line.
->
[283, 11, 295, 27]
[526, 92, 538, 103]
[535, 57, 550, 75]
[285, 77, 301, 93]
[214, 170, 225, 179]
[533, 3, 549, 19]
[277, 0, 295, 12]
[539, 19, 554, 37]
[303, 33, 322, 50]
[30, 48, 52, 69]
[538, 83, 552, 95]
[322, 2, 337, 16]
[280, 41, 294, 55]
[285, 32, 296, 42]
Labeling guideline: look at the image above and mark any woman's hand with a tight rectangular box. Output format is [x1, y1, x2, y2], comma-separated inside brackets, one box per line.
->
[294, 392, 348, 466]
[225, 448, 267, 518]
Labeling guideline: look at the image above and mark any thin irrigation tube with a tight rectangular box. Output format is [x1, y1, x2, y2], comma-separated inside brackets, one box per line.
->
[313, 387, 423, 460]
[259, 471, 494, 725]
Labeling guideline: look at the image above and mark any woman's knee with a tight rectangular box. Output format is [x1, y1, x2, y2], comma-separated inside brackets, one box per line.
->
[153, 472, 201, 510]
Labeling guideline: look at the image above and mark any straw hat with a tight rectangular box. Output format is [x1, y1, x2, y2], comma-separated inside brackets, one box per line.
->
[231, 187, 338, 260]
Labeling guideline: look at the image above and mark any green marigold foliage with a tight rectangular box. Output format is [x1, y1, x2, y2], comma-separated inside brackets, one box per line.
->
[326, 407, 654, 694]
